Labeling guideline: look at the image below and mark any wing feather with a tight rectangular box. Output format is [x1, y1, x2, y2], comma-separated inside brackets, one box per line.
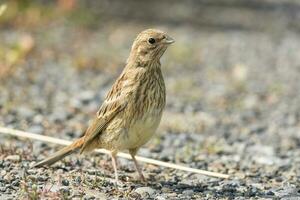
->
[80, 99, 127, 153]
[79, 68, 138, 153]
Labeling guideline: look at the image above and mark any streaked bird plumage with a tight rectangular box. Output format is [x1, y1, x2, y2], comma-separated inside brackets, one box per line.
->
[34, 29, 174, 183]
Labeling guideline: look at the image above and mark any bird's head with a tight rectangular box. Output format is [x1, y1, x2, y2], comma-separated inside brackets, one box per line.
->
[128, 29, 175, 64]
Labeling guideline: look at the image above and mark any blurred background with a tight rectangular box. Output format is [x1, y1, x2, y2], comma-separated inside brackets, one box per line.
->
[0, 0, 300, 199]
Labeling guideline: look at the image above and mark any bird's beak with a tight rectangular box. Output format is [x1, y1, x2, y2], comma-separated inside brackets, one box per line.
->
[164, 35, 175, 44]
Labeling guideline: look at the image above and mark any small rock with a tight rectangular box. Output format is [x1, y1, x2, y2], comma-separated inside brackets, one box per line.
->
[59, 186, 71, 196]
[5, 155, 20, 162]
[75, 176, 82, 183]
[275, 184, 298, 198]
[232, 64, 248, 82]
[50, 184, 60, 193]
[0, 187, 6, 192]
[84, 195, 96, 200]
[156, 196, 166, 200]
[135, 187, 156, 197]
[78, 90, 95, 104]
[168, 193, 178, 198]
[28, 125, 44, 135]
[1, 170, 6, 176]
[275, 177, 283, 182]
[2, 161, 10, 168]
[161, 187, 171, 193]
[27, 175, 37, 181]
[26, 169, 37, 174]
[18, 107, 34, 118]
[182, 189, 194, 196]
[51, 111, 68, 122]
[62, 179, 69, 186]
[37, 176, 47, 182]
[33, 114, 44, 124]
[69, 99, 82, 109]
[12, 180, 20, 187]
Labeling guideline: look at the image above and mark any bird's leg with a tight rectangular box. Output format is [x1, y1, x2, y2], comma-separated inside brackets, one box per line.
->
[110, 152, 119, 185]
[129, 149, 145, 182]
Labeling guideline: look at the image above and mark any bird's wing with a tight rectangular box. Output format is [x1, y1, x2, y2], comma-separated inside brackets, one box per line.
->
[80, 69, 136, 153]
[80, 97, 127, 153]
[79, 71, 130, 152]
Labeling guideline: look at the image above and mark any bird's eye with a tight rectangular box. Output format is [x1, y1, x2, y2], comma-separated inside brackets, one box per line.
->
[148, 38, 156, 44]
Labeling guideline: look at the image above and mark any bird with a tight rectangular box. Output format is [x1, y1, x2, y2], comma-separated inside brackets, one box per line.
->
[33, 29, 175, 184]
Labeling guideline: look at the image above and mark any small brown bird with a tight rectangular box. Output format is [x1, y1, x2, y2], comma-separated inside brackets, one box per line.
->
[34, 29, 174, 183]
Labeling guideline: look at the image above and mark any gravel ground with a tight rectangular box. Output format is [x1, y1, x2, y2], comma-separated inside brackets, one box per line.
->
[1, 4, 300, 199]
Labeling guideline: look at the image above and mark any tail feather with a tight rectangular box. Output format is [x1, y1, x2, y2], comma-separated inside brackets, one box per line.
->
[33, 137, 84, 167]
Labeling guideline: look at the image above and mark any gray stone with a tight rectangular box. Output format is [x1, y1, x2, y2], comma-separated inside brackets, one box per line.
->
[156, 196, 166, 200]
[33, 114, 44, 124]
[182, 189, 194, 196]
[62, 179, 69, 186]
[0, 187, 6, 192]
[59, 186, 71, 196]
[135, 187, 156, 197]
[17, 107, 34, 118]
[28, 125, 44, 135]
[1, 170, 6, 177]
[69, 99, 82, 109]
[78, 90, 95, 103]
[5, 155, 20, 162]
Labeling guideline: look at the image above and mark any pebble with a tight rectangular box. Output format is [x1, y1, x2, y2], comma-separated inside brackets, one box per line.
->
[51, 111, 68, 122]
[135, 187, 156, 197]
[168, 193, 178, 198]
[5, 155, 20, 162]
[1, 170, 6, 176]
[182, 189, 194, 196]
[27, 175, 37, 181]
[37, 176, 47, 182]
[50, 184, 60, 193]
[69, 99, 82, 109]
[156, 196, 166, 200]
[11, 180, 19, 187]
[78, 90, 95, 104]
[59, 186, 71, 196]
[62, 179, 70, 186]
[0, 187, 6, 192]
[26, 169, 37, 174]
[28, 125, 44, 135]
[84, 195, 96, 200]
[17, 107, 34, 118]
[33, 114, 44, 124]
[75, 176, 82, 183]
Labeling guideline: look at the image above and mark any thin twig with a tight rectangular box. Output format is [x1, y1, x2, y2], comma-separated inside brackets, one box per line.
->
[0, 126, 230, 179]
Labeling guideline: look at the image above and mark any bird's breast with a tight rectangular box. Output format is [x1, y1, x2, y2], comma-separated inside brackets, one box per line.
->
[103, 67, 166, 151]
[123, 108, 163, 149]
[120, 78, 165, 150]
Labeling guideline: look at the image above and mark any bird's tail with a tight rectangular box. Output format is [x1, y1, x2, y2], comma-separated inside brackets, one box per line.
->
[33, 137, 84, 167]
